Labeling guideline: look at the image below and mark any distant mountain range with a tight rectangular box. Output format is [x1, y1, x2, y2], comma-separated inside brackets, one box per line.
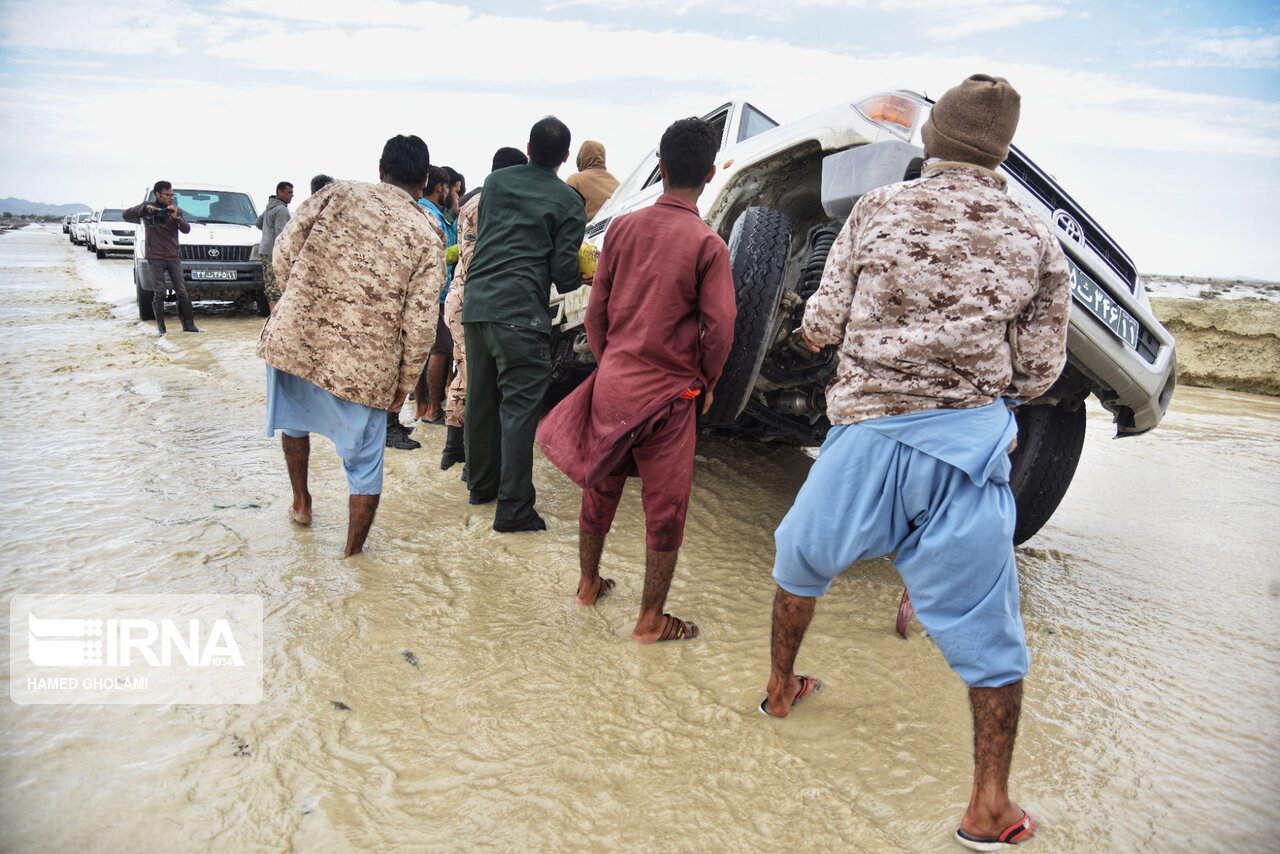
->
[0, 197, 91, 216]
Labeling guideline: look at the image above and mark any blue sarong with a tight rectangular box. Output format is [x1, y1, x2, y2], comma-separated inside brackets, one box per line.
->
[264, 366, 385, 495]
[772, 400, 1027, 688]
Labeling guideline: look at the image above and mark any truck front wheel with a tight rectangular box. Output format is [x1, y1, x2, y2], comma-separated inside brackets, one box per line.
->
[1009, 400, 1087, 544]
[703, 206, 792, 426]
[254, 288, 270, 317]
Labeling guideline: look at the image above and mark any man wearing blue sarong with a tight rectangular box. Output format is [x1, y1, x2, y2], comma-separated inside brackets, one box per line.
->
[258, 135, 445, 557]
[761, 76, 1072, 851]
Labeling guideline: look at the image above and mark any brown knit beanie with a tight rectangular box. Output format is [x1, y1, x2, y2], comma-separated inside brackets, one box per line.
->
[921, 74, 1021, 169]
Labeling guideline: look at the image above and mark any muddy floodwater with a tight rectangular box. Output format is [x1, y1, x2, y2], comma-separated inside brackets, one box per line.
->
[2, 225, 1278, 852]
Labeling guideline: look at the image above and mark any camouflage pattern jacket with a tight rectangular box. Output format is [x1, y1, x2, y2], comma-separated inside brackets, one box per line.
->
[802, 160, 1071, 424]
[257, 181, 446, 410]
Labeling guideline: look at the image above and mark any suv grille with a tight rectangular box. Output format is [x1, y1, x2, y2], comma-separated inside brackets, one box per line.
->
[111, 229, 133, 236]
[180, 245, 252, 262]
[1002, 147, 1138, 293]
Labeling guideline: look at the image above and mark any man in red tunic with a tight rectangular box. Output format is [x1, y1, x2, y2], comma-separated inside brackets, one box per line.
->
[537, 117, 737, 642]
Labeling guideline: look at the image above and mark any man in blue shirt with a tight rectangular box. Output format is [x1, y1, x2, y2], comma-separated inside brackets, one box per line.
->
[415, 165, 459, 424]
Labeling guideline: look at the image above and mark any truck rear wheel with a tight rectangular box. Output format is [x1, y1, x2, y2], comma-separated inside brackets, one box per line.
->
[703, 206, 791, 426]
[1009, 400, 1087, 544]
[136, 271, 155, 321]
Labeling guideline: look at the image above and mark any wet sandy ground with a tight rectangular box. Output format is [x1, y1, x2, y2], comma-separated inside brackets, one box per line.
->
[1, 225, 1277, 852]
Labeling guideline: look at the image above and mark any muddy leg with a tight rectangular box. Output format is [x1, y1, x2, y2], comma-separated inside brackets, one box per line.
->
[281, 434, 312, 524]
[960, 680, 1031, 840]
[576, 530, 612, 605]
[344, 494, 380, 557]
[425, 351, 448, 420]
[632, 549, 697, 641]
[414, 366, 430, 421]
[765, 585, 816, 717]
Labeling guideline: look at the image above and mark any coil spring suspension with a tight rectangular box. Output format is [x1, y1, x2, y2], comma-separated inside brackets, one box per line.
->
[797, 224, 840, 300]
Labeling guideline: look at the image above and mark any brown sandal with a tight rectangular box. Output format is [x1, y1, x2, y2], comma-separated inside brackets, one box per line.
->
[657, 613, 699, 642]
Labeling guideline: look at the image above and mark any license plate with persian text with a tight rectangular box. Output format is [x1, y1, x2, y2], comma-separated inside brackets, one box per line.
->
[1066, 257, 1138, 349]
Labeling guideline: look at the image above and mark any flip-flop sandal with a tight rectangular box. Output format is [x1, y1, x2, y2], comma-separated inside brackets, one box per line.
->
[758, 674, 823, 716]
[954, 811, 1036, 850]
[656, 613, 698, 642]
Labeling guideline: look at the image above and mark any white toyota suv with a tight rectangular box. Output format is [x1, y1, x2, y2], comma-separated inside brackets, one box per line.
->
[549, 92, 1177, 543]
[132, 183, 267, 319]
[87, 208, 137, 258]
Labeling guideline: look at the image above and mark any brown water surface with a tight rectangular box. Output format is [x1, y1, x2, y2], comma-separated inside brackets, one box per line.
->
[2, 226, 1277, 851]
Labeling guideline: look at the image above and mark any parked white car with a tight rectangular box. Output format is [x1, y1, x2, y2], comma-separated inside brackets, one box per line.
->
[88, 208, 137, 258]
[70, 212, 92, 245]
[549, 92, 1177, 543]
[132, 183, 267, 318]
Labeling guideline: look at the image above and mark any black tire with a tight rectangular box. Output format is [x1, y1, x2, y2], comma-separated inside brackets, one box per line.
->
[1009, 401, 1087, 544]
[96, 248, 106, 259]
[702, 206, 792, 426]
[254, 288, 270, 317]
[136, 271, 155, 321]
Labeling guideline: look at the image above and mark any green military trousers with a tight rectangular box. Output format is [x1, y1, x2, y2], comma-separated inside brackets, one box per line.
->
[463, 321, 552, 526]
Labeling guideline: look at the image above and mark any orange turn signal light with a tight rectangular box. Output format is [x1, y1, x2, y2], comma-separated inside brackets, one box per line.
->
[855, 94, 919, 131]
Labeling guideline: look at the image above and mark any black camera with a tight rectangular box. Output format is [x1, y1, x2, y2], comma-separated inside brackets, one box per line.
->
[142, 204, 171, 226]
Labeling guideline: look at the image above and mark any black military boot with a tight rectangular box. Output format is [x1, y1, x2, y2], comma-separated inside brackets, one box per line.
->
[440, 425, 465, 471]
[177, 295, 201, 332]
[385, 411, 420, 450]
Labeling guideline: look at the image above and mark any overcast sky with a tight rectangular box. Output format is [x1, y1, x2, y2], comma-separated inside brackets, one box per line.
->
[2, 0, 1277, 279]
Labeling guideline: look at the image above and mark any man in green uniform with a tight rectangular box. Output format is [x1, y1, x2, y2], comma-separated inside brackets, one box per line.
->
[462, 116, 587, 532]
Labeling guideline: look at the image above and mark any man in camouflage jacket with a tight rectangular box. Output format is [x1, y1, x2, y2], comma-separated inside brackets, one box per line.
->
[762, 75, 1070, 851]
[258, 134, 445, 557]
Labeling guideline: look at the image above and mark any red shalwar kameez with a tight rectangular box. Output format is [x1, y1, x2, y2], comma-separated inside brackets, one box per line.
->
[537, 195, 737, 550]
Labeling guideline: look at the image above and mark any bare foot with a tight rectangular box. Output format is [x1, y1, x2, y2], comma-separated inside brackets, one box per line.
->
[632, 613, 698, 643]
[289, 493, 312, 525]
[576, 576, 615, 605]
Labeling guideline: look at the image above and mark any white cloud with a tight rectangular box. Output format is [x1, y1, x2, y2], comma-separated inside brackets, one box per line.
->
[1139, 26, 1280, 70]
[0, 0, 208, 55]
[922, 4, 1066, 40]
[1186, 32, 1280, 69]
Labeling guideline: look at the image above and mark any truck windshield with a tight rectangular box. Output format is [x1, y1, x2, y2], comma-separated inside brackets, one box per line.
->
[101, 209, 125, 222]
[172, 190, 257, 225]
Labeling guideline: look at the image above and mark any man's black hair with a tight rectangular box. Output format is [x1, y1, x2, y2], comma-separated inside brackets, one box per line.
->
[276, 181, 293, 194]
[153, 180, 172, 193]
[310, 174, 335, 194]
[528, 116, 571, 168]
[659, 118, 719, 188]
[425, 165, 450, 196]
[491, 146, 528, 171]
[443, 167, 464, 195]
[379, 134, 431, 187]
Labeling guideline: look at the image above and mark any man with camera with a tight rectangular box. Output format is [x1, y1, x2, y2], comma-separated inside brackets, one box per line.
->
[124, 180, 197, 335]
